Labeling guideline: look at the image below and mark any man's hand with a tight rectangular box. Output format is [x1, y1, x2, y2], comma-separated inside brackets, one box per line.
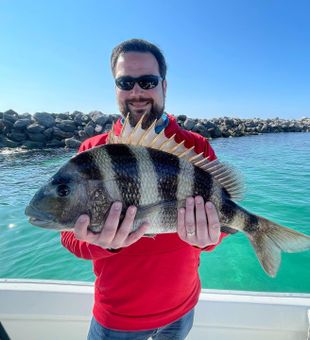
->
[74, 202, 149, 249]
[177, 196, 221, 248]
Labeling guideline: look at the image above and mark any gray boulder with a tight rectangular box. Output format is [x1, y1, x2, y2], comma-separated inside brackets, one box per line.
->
[3, 110, 19, 123]
[53, 127, 74, 139]
[78, 130, 88, 140]
[56, 120, 77, 132]
[43, 128, 54, 140]
[14, 118, 33, 130]
[56, 113, 70, 120]
[27, 132, 46, 142]
[84, 125, 95, 137]
[33, 112, 55, 128]
[7, 131, 27, 142]
[20, 112, 32, 119]
[27, 123, 45, 134]
[65, 137, 81, 149]
[183, 118, 196, 130]
[46, 139, 65, 148]
[208, 126, 222, 138]
[177, 115, 187, 122]
[89, 111, 110, 126]
[0, 135, 21, 147]
[73, 111, 89, 125]
[0, 119, 5, 132]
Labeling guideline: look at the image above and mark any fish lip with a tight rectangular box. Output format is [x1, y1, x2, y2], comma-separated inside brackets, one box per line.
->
[28, 216, 55, 228]
[25, 205, 59, 229]
[25, 205, 54, 220]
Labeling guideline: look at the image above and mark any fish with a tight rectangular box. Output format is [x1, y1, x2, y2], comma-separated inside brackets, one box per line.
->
[25, 115, 310, 277]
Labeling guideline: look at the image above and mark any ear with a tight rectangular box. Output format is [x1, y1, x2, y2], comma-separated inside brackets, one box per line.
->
[162, 79, 167, 97]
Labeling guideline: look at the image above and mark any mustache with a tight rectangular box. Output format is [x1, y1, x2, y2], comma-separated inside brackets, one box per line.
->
[126, 97, 153, 104]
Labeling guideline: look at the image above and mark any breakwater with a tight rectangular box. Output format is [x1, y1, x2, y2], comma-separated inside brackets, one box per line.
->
[1, 109, 310, 149]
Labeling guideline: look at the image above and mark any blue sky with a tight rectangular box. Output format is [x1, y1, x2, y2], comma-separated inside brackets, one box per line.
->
[1, 0, 309, 119]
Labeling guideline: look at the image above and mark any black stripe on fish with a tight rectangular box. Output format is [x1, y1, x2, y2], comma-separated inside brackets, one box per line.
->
[193, 166, 213, 201]
[243, 214, 259, 233]
[105, 144, 141, 206]
[220, 198, 237, 225]
[147, 148, 180, 201]
[220, 226, 239, 234]
[70, 151, 103, 180]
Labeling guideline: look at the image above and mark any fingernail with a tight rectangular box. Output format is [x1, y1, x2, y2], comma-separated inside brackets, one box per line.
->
[206, 202, 213, 209]
[79, 215, 88, 223]
[114, 202, 122, 210]
[129, 206, 137, 215]
[187, 197, 194, 206]
[195, 196, 203, 204]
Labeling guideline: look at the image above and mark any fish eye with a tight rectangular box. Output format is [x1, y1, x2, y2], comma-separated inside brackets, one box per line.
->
[57, 184, 71, 197]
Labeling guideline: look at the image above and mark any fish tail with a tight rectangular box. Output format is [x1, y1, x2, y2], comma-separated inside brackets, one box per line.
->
[245, 215, 310, 277]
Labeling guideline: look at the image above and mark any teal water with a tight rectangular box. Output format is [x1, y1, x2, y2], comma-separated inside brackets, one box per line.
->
[0, 133, 309, 292]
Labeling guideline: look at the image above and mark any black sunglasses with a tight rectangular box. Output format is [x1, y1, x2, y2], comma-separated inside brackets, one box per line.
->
[115, 75, 163, 91]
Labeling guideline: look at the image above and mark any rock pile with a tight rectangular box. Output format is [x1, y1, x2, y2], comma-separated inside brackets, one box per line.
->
[0, 110, 119, 149]
[176, 116, 310, 139]
[1, 110, 309, 149]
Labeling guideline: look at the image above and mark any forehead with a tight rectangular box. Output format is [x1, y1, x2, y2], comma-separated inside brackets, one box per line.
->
[114, 52, 160, 78]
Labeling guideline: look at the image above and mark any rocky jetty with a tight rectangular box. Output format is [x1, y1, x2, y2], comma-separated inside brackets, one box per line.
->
[0, 109, 309, 149]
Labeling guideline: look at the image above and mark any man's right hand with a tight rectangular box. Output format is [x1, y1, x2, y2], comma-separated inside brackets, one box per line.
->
[73, 202, 149, 250]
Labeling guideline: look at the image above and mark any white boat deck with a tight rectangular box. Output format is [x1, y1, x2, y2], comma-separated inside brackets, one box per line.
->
[0, 279, 310, 340]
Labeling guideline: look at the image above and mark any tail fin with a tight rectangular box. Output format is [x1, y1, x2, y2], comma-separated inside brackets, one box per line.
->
[246, 216, 310, 277]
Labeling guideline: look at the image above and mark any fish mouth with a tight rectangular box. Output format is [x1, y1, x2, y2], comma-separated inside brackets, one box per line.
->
[28, 216, 56, 228]
[25, 205, 62, 230]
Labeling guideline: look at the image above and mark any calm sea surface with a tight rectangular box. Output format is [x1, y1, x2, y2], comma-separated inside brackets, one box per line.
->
[1, 132, 310, 293]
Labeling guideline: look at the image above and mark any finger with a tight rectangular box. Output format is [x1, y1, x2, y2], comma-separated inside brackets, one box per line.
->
[74, 215, 89, 239]
[205, 202, 221, 244]
[97, 202, 122, 246]
[123, 223, 149, 247]
[110, 206, 137, 249]
[177, 207, 187, 241]
[195, 196, 208, 241]
[74, 215, 99, 243]
[185, 197, 196, 237]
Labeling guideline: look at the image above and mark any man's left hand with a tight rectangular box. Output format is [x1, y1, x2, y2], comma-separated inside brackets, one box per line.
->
[177, 196, 221, 248]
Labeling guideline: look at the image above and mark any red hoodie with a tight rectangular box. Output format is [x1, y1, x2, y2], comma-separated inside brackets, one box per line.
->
[61, 114, 228, 331]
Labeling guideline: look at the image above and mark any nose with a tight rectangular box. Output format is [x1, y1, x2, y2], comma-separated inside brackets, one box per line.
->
[130, 82, 144, 95]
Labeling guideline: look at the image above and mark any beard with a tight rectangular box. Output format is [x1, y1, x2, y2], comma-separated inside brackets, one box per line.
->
[119, 97, 165, 129]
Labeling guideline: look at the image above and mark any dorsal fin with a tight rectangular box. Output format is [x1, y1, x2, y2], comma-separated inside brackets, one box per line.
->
[201, 159, 244, 200]
[107, 114, 244, 201]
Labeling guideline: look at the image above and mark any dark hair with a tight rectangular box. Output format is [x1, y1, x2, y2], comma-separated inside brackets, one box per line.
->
[111, 39, 167, 79]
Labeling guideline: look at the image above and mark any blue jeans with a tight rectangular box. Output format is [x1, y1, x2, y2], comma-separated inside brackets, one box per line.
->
[87, 309, 194, 340]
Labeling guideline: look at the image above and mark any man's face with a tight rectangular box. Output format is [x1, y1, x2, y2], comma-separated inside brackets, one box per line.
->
[114, 52, 167, 128]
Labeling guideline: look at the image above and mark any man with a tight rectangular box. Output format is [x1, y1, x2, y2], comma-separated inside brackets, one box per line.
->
[61, 39, 228, 339]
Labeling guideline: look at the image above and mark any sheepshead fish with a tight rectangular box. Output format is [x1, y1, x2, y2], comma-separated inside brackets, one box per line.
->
[25, 115, 310, 277]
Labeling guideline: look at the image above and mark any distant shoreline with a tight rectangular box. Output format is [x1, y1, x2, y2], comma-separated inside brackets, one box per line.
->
[1, 110, 310, 149]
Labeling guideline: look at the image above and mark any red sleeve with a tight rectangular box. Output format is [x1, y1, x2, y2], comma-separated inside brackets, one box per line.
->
[61, 231, 119, 259]
[61, 132, 121, 260]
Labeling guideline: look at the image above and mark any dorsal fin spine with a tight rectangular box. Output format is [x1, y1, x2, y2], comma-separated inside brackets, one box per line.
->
[177, 146, 196, 158]
[159, 134, 176, 150]
[138, 119, 157, 145]
[188, 152, 204, 163]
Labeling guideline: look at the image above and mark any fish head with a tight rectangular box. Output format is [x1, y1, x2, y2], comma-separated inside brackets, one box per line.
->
[25, 161, 111, 232]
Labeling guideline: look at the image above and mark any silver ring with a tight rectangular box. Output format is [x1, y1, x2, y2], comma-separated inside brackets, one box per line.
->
[186, 230, 195, 236]
[211, 224, 220, 230]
